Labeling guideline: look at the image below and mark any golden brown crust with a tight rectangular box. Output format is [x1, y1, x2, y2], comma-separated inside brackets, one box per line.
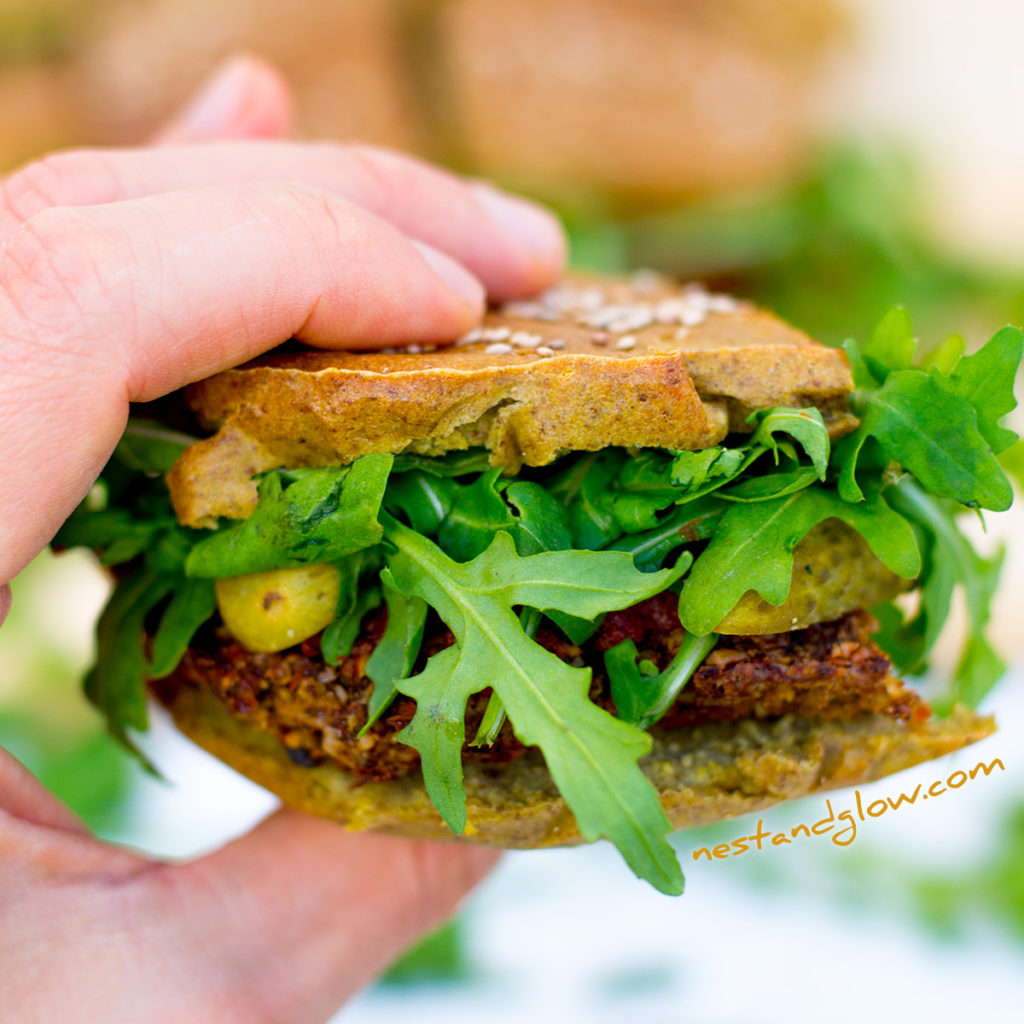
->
[160, 682, 994, 849]
[167, 278, 853, 526]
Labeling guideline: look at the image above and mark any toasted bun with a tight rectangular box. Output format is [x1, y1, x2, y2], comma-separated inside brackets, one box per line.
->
[168, 276, 854, 526]
[159, 681, 994, 848]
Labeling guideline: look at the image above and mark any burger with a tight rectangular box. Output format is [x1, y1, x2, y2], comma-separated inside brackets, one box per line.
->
[58, 272, 1021, 895]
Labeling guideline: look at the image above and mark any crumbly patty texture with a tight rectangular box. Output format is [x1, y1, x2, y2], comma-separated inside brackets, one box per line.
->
[157, 682, 994, 849]
[167, 274, 855, 526]
[163, 604, 927, 786]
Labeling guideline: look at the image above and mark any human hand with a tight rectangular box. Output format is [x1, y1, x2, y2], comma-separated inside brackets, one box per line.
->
[0, 58, 565, 1023]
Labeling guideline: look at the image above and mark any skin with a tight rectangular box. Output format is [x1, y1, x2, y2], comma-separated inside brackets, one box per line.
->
[0, 57, 566, 1024]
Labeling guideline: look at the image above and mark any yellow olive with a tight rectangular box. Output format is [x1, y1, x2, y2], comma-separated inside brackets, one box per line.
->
[215, 563, 341, 653]
[715, 519, 911, 635]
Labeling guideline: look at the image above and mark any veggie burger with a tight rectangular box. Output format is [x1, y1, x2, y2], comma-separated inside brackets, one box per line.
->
[59, 273, 1021, 894]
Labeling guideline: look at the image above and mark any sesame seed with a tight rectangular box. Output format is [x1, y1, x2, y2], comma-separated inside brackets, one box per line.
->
[406, 343, 422, 354]
[707, 294, 740, 314]
[482, 326, 511, 342]
[680, 308, 706, 327]
[536, 346, 555, 357]
[485, 343, 513, 355]
[615, 335, 637, 350]
[675, 327, 690, 341]
[591, 332, 609, 347]
[546, 338, 566, 349]
[510, 331, 543, 348]
[456, 328, 482, 345]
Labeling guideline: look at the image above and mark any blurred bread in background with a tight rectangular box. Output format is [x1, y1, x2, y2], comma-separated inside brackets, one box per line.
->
[67, 0, 843, 211]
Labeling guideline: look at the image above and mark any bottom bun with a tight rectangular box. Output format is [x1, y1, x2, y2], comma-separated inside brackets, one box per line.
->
[157, 681, 995, 848]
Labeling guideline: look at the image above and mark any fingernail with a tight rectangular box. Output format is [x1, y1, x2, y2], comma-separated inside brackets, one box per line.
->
[180, 57, 253, 138]
[412, 240, 484, 309]
[472, 183, 566, 265]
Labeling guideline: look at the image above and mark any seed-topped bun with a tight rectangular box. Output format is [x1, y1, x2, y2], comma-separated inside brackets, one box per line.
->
[169, 274, 854, 526]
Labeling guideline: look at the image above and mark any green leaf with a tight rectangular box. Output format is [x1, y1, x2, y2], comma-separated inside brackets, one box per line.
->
[148, 578, 217, 679]
[719, 465, 819, 502]
[669, 447, 746, 494]
[885, 479, 1006, 708]
[186, 455, 392, 577]
[748, 407, 830, 480]
[55, 508, 173, 566]
[112, 419, 198, 475]
[920, 333, 965, 374]
[390, 450, 492, 477]
[385, 472, 456, 535]
[563, 451, 628, 549]
[361, 583, 428, 731]
[862, 306, 916, 379]
[848, 370, 1012, 511]
[382, 519, 688, 894]
[677, 487, 920, 635]
[605, 627, 713, 730]
[842, 338, 879, 390]
[437, 468, 515, 561]
[944, 325, 1022, 455]
[85, 569, 175, 761]
[608, 498, 723, 572]
[506, 481, 572, 555]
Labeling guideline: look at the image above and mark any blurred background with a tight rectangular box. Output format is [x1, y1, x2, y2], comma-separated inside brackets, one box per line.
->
[1, 0, 1023, 1020]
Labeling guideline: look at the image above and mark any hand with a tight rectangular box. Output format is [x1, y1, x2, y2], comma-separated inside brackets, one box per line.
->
[0, 58, 565, 1023]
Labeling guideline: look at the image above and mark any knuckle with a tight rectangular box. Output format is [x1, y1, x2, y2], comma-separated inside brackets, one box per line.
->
[0, 149, 118, 226]
[340, 142, 432, 218]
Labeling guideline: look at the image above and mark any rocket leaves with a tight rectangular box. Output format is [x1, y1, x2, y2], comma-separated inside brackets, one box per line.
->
[839, 322, 1020, 510]
[381, 517, 690, 894]
[186, 454, 393, 577]
[678, 485, 921, 635]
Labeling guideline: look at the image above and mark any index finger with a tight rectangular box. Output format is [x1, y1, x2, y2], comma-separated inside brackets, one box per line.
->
[0, 182, 488, 581]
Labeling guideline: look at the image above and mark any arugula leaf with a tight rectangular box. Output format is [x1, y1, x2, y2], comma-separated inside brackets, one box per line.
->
[842, 366, 1013, 511]
[605, 628, 714, 730]
[884, 479, 1006, 709]
[55, 508, 174, 566]
[85, 569, 175, 767]
[562, 451, 628, 549]
[506, 480, 595, 643]
[920, 333, 965, 374]
[862, 306, 916, 380]
[360, 583, 428, 731]
[382, 518, 689, 894]
[321, 550, 384, 663]
[748, 407, 830, 480]
[436, 468, 515, 561]
[678, 486, 920, 635]
[390, 450, 493, 476]
[669, 447, 747, 498]
[608, 498, 724, 571]
[148, 579, 217, 679]
[112, 419, 198, 475]
[506, 481, 572, 553]
[945, 325, 1022, 455]
[186, 455, 392, 577]
[719, 464, 819, 502]
[385, 472, 456, 535]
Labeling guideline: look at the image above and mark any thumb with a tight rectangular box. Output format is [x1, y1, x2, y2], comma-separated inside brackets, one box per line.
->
[161, 809, 499, 1022]
[154, 55, 294, 144]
